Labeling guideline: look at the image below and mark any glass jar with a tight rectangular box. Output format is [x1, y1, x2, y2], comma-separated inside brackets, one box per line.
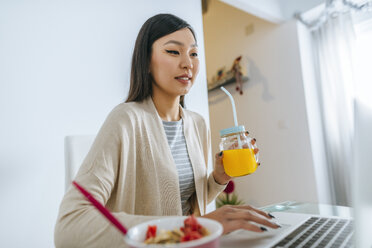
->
[219, 125, 259, 177]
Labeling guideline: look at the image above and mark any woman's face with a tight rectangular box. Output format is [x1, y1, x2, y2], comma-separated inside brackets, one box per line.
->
[150, 28, 199, 99]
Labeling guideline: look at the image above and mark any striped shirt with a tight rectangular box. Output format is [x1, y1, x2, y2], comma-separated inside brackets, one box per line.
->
[162, 118, 195, 215]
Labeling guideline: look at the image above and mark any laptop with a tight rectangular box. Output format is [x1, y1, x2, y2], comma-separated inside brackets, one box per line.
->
[220, 210, 353, 248]
[219, 100, 372, 248]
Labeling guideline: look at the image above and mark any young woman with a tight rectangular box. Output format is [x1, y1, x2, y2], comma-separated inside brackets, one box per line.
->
[55, 14, 279, 248]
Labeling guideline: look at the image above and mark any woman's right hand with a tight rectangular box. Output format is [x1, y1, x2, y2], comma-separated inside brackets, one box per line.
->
[202, 205, 280, 234]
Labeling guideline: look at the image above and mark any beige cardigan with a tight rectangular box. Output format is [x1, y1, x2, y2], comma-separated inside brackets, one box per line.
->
[54, 97, 226, 248]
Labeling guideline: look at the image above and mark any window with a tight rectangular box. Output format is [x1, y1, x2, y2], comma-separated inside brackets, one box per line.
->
[354, 13, 372, 108]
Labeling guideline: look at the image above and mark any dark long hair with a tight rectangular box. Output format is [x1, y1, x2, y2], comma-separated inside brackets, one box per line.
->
[125, 14, 196, 108]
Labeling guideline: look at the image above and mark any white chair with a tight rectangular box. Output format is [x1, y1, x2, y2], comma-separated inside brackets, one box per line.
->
[64, 135, 95, 191]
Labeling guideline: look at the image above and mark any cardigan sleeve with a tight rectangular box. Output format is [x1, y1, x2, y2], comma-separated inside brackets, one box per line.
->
[54, 174, 162, 248]
[206, 125, 226, 204]
[54, 109, 162, 248]
[194, 113, 226, 204]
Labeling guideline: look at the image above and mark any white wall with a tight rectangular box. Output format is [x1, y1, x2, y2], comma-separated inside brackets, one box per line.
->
[0, 1, 211, 247]
[280, 0, 324, 20]
[203, 0, 318, 207]
[220, 0, 324, 23]
[220, 0, 284, 23]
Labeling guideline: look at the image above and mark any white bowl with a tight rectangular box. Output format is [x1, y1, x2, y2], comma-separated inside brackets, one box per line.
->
[124, 216, 223, 248]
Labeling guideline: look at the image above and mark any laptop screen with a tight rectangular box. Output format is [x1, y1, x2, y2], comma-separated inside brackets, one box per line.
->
[353, 99, 372, 248]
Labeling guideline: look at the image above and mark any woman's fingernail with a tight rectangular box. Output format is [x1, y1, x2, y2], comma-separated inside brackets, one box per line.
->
[260, 227, 268, 232]
[268, 213, 275, 218]
[219, 151, 223, 157]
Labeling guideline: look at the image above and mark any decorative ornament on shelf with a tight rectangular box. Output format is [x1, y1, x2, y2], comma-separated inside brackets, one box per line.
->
[207, 55, 249, 93]
[231, 56, 244, 95]
[216, 180, 244, 208]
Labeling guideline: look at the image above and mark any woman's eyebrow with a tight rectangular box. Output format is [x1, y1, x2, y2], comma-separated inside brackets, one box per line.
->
[163, 40, 198, 47]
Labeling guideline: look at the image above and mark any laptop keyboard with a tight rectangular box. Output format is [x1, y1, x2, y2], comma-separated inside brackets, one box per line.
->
[272, 217, 354, 248]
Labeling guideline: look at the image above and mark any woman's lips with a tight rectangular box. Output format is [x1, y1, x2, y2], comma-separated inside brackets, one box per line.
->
[175, 76, 191, 84]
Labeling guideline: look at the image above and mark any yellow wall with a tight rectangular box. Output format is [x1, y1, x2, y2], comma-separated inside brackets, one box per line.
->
[203, 0, 319, 206]
[203, 0, 276, 83]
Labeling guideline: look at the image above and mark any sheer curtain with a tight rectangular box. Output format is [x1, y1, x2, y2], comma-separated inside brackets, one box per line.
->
[310, 8, 356, 206]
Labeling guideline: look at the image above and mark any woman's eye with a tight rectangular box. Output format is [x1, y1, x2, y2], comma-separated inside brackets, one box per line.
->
[191, 52, 198, 57]
[166, 50, 179, 55]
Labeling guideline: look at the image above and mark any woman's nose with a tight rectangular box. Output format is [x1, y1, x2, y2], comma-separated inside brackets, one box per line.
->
[180, 55, 193, 70]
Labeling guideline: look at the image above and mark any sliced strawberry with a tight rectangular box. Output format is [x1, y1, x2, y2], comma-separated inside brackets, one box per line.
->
[145, 225, 157, 240]
[181, 231, 203, 242]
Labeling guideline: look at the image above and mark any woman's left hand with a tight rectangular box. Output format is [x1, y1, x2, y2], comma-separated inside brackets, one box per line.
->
[213, 151, 231, 185]
[212, 138, 259, 185]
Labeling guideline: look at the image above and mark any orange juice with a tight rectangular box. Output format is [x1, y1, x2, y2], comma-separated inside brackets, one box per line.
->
[222, 148, 257, 177]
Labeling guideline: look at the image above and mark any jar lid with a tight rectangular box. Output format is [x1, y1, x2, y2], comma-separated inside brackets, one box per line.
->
[220, 125, 245, 137]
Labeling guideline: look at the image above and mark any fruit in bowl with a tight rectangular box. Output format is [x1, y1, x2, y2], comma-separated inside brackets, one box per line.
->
[124, 215, 223, 248]
[144, 215, 210, 244]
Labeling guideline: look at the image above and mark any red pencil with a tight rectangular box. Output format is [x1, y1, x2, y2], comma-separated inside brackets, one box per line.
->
[72, 181, 127, 235]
